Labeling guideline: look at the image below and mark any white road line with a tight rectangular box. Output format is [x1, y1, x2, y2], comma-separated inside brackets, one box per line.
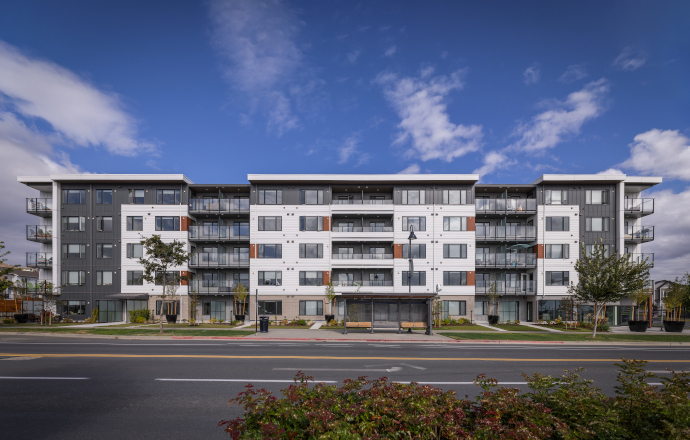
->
[315, 344, 353, 347]
[369, 344, 400, 347]
[156, 378, 337, 383]
[400, 363, 427, 370]
[274, 366, 403, 373]
[0, 376, 89, 380]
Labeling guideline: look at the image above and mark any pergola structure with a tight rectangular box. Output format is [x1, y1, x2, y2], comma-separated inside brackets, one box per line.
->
[339, 292, 438, 335]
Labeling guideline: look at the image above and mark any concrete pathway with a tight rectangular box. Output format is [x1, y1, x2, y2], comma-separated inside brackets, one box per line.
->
[474, 322, 507, 332]
[309, 321, 325, 329]
[243, 327, 453, 341]
[234, 321, 256, 329]
[53, 322, 132, 329]
[521, 323, 563, 333]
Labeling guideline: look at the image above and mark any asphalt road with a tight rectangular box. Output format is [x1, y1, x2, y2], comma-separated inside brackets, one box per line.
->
[1, 335, 689, 439]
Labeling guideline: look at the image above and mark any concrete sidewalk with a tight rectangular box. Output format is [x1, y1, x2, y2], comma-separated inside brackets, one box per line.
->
[244, 327, 452, 341]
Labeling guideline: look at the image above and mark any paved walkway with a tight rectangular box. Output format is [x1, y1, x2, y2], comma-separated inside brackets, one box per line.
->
[474, 322, 507, 332]
[521, 323, 563, 333]
[244, 328, 453, 341]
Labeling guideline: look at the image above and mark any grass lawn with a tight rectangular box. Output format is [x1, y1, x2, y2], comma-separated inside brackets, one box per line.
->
[440, 332, 690, 342]
[0, 327, 254, 337]
[433, 325, 497, 331]
[493, 324, 548, 332]
[535, 324, 591, 332]
[156, 323, 239, 329]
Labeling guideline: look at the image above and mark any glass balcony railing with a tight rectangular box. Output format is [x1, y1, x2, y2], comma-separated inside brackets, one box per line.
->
[331, 199, 393, 205]
[624, 198, 654, 216]
[189, 253, 250, 267]
[475, 280, 536, 294]
[188, 225, 249, 240]
[26, 198, 53, 216]
[26, 225, 53, 242]
[331, 254, 394, 260]
[188, 280, 248, 294]
[475, 253, 537, 268]
[475, 198, 536, 213]
[624, 226, 654, 242]
[27, 281, 54, 295]
[188, 198, 250, 213]
[331, 280, 393, 287]
[627, 253, 654, 266]
[26, 252, 53, 268]
[331, 226, 394, 232]
[475, 225, 536, 241]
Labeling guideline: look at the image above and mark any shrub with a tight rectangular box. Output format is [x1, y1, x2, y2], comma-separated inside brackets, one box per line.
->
[128, 309, 151, 324]
[84, 317, 96, 324]
[219, 319, 224, 324]
[296, 319, 308, 326]
[457, 318, 470, 325]
[514, 319, 521, 325]
[134, 316, 146, 324]
[210, 317, 217, 324]
[2, 318, 16, 324]
[598, 322, 610, 332]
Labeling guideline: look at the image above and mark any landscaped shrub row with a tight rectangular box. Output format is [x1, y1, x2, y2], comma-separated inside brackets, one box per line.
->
[220, 358, 690, 439]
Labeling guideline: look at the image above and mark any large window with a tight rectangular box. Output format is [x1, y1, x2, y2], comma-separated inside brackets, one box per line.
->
[62, 271, 86, 286]
[127, 216, 143, 231]
[155, 272, 180, 285]
[96, 189, 112, 204]
[443, 271, 468, 286]
[258, 271, 282, 286]
[402, 216, 426, 232]
[62, 189, 86, 204]
[545, 217, 569, 231]
[258, 300, 282, 315]
[299, 216, 324, 231]
[155, 216, 180, 231]
[258, 216, 282, 231]
[443, 217, 468, 231]
[443, 244, 467, 258]
[299, 300, 323, 315]
[442, 190, 467, 205]
[128, 189, 145, 204]
[61, 300, 86, 315]
[545, 190, 568, 205]
[96, 271, 114, 286]
[299, 243, 323, 258]
[127, 271, 144, 285]
[537, 300, 564, 321]
[62, 216, 85, 232]
[126, 243, 143, 258]
[157, 189, 180, 204]
[401, 190, 425, 205]
[299, 271, 323, 286]
[300, 190, 324, 204]
[257, 244, 282, 258]
[586, 217, 610, 232]
[402, 243, 426, 259]
[586, 190, 609, 205]
[442, 300, 466, 317]
[96, 243, 113, 259]
[545, 244, 569, 259]
[402, 271, 426, 286]
[61, 244, 85, 259]
[96, 216, 113, 232]
[546, 271, 569, 286]
[258, 190, 282, 204]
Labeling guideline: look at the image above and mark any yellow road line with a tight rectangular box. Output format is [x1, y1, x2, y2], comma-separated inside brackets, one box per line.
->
[1, 353, 689, 362]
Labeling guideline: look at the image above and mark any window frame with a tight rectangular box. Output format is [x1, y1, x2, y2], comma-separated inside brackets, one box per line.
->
[126, 216, 143, 231]
[545, 190, 568, 205]
[402, 271, 426, 286]
[443, 271, 468, 286]
[62, 216, 86, 232]
[545, 216, 570, 232]
[257, 244, 282, 259]
[299, 243, 323, 258]
[96, 189, 112, 204]
[544, 244, 570, 259]
[585, 217, 610, 232]
[61, 244, 86, 259]
[299, 300, 324, 315]
[401, 190, 425, 205]
[258, 216, 282, 231]
[442, 190, 467, 205]
[62, 270, 86, 286]
[126, 243, 143, 259]
[258, 271, 282, 286]
[258, 190, 282, 205]
[402, 243, 426, 259]
[299, 216, 324, 231]
[299, 271, 323, 286]
[156, 189, 181, 205]
[300, 189, 324, 205]
[62, 189, 86, 204]
[402, 216, 426, 232]
[586, 190, 609, 205]
[155, 216, 180, 231]
[96, 271, 114, 286]
[546, 271, 569, 286]
[128, 189, 145, 204]
[127, 270, 144, 286]
[443, 216, 468, 231]
[96, 243, 114, 259]
[96, 216, 113, 232]
[443, 244, 467, 258]
[258, 300, 283, 315]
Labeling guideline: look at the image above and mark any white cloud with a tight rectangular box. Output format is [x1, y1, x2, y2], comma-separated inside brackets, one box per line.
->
[338, 135, 359, 164]
[379, 25, 392, 31]
[440, 51, 448, 59]
[375, 69, 483, 162]
[358, 25, 370, 32]
[597, 168, 624, 175]
[508, 78, 609, 153]
[523, 63, 541, 85]
[384, 46, 397, 57]
[398, 163, 420, 174]
[621, 129, 690, 180]
[473, 151, 517, 178]
[559, 64, 588, 83]
[0, 41, 155, 156]
[644, 187, 690, 280]
[347, 50, 361, 64]
[613, 47, 647, 71]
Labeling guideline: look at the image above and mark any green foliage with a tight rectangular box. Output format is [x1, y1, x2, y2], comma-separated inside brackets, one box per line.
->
[664, 274, 690, 320]
[0, 241, 20, 295]
[233, 283, 248, 315]
[324, 280, 336, 314]
[2, 318, 15, 324]
[128, 309, 150, 323]
[296, 319, 308, 326]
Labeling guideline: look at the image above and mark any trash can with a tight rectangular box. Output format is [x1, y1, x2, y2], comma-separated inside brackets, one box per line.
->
[259, 316, 269, 333]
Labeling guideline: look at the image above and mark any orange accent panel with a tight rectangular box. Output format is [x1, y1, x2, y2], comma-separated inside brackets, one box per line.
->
[468, 271, 475, 286]
[323, 271, 330, 286]
[467, 217, 475, 232]
[323, 216, 330, 232]
[393, 244, 403, 258]
[180, 216, 191, 231]
[250, 244, 256, 259]
[533, 244, 544, 259]
[180, 271, 189, 286]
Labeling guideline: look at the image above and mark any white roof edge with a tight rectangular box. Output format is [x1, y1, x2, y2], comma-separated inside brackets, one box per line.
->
[247, 174, 480, 182]
[531, 174, 628, 185]
[18, 174, 194, 184]
[623, 176, 663, 184]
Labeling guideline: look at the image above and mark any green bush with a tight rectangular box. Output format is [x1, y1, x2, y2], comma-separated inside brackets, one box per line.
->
[2, 318, 16, 324]
[296, 319, 308, 326]
[128, 308, 150, 324]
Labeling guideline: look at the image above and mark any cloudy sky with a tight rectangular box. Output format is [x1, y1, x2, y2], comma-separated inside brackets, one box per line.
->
[0, 0, 688, 279]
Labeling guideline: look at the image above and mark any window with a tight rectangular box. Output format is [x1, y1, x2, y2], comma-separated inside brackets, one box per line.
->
[546, 271, 569, 286]
[96, 271, 113, 286]
[299, 271, 323, 286]
[62, 216, 85, 232]
[401, 190, 425, 205]
[61, 300, 86, 315]
[545, 244, 570, 259]
[443, 271, 468, 286]
[258, 190, 282, 204]
[128, 189, 145, 204]
[127, 216, 143, 231]
[299, 243, 323, 258]
[443, 217, 468, 231]
[299, 216, 324, 231]
[402, 271, 426, 286]
[127, 271, 144, 285]
[155, 272, 180, 285]
[443, 300, 466, 316]
[402, 244, 426, 259]
[300, 190, 324, 204]
[586, 217, 610, 232]
[442, 190, 467, 205]
[155, 216, 180, 231]
[61, 244, 85, 259]
[402, 217, 426, 232]
[545, 217, 570, 231]
[96, 216, 113, 232]
[96, 243, 113, 259]
[258, 300, 282, 315]
[586, 190, 609, 205]
[258, 216, 282, 231]
[443, 244, 467, 258]
[545, 190, 568, 205]
[62, 271, 86, 286]
[156, 300, 180, 315]
[584, 244, 612, 258]
[257, 244, 282, 258]
[96, 189, 112, 204]
[202, 301, 211, 315]
[299, 300, 323, 315]
[157, 189, 180, 204]
[258, 271, 282, 286]
[126, 243, 143, 258]
[62, 189, 86, 204]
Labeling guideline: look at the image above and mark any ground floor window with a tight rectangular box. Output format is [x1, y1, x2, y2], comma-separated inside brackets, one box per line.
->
[258, 300, 282, 316]
[202, 301, 211, 315]
[60, 300, 86, 315]
[441, 300, 466, 319]
[474, 301, 518, 322]
[526, 302, 533, 322]
[96, 300, 123, 323]
[156, 300, 180, 315]
[299, 300, 323, 316]
[538, 300, 563, 321]
[210, 301, 225, 321]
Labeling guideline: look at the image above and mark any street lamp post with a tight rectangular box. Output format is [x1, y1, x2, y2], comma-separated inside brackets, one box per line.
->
[407, 226, 417, 293]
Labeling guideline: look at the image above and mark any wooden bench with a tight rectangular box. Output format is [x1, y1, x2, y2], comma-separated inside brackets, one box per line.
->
[345, 322, 372, 328]
[401, 322, 427, 329]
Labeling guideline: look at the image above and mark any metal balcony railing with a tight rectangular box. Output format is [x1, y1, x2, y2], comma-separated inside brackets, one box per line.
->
[331, 199, 393, 205]
[624, 226, 654, 242]
[331, 254, 394, 260]
[627, 253, 654, 266]
[188, 280, 248, 295]
[475, 253, 537, 268]
[188, 198, 250, 213]
[26, 253, 52, 268]
[26, 198, 53, 216]
[475, 225, 537, 241]
[189, 253, 250, 268]
[475, 198, 537, 213]
[331, 226, 394, 232]
[26, 225, 53, 243]
[475, 280, 536, 294]
[27, 281, 54, 295]
[188, 225, 249, 240]
[624, 198, 654, 216]
[331, 280, 393, 287]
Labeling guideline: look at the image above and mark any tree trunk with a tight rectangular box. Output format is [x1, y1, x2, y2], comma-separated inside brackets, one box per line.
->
[160, 271, 166, 334]
[591, 302, 600, 338]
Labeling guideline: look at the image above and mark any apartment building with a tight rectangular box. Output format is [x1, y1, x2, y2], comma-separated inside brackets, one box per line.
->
[18, 173, 660, 326]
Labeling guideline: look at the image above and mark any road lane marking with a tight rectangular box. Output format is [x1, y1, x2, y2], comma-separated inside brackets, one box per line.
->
[274, 366, 403, 372]
[400, 363, 427, 370]
[0, 376, 89, 380]
[156, 378, 337, 383]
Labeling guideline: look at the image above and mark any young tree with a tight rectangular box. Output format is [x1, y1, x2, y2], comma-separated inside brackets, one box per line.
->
[571, 241, 651, 338]
[233, 282, 248, 319]
[485, 279, 500, 319]
[558, 295, 581, 329]
[0, 241, 20, 297]
[663, 274, 689, 321]
[139, 235, 190, 334]
[188, 288, 199, 326]
[629, 286, 651, 323]
[324, 281, 336, 317]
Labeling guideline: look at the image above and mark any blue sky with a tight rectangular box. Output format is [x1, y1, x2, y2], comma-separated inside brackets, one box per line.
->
[1, 0, 689, 277]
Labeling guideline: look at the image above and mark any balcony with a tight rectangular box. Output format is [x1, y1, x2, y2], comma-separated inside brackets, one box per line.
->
[475, 280, 536, 294]
[189, 253, 250, 268]
[332, 200, 393, 205]
[475, 253, 537, 269]
[27, 281, 55, 295]
[331, 280, 393, 287]
[188, 198, 249, 214]
[26, 198, 53, 217]
[331, 199, 394, 213]
[331, 253, 394, 268]
[625, 226, 654, 243]
[188, 280, 248, 295]
[627, 253, 654, 267]
[475, 198, 537, 214]
[331, 225, 395, 241]
[188, 226, 249, 241]
[26, 225, 53, 243]
[624, 198, 654, 217]
[475, 225, 537, 242]
[26, 252, 52, 268]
